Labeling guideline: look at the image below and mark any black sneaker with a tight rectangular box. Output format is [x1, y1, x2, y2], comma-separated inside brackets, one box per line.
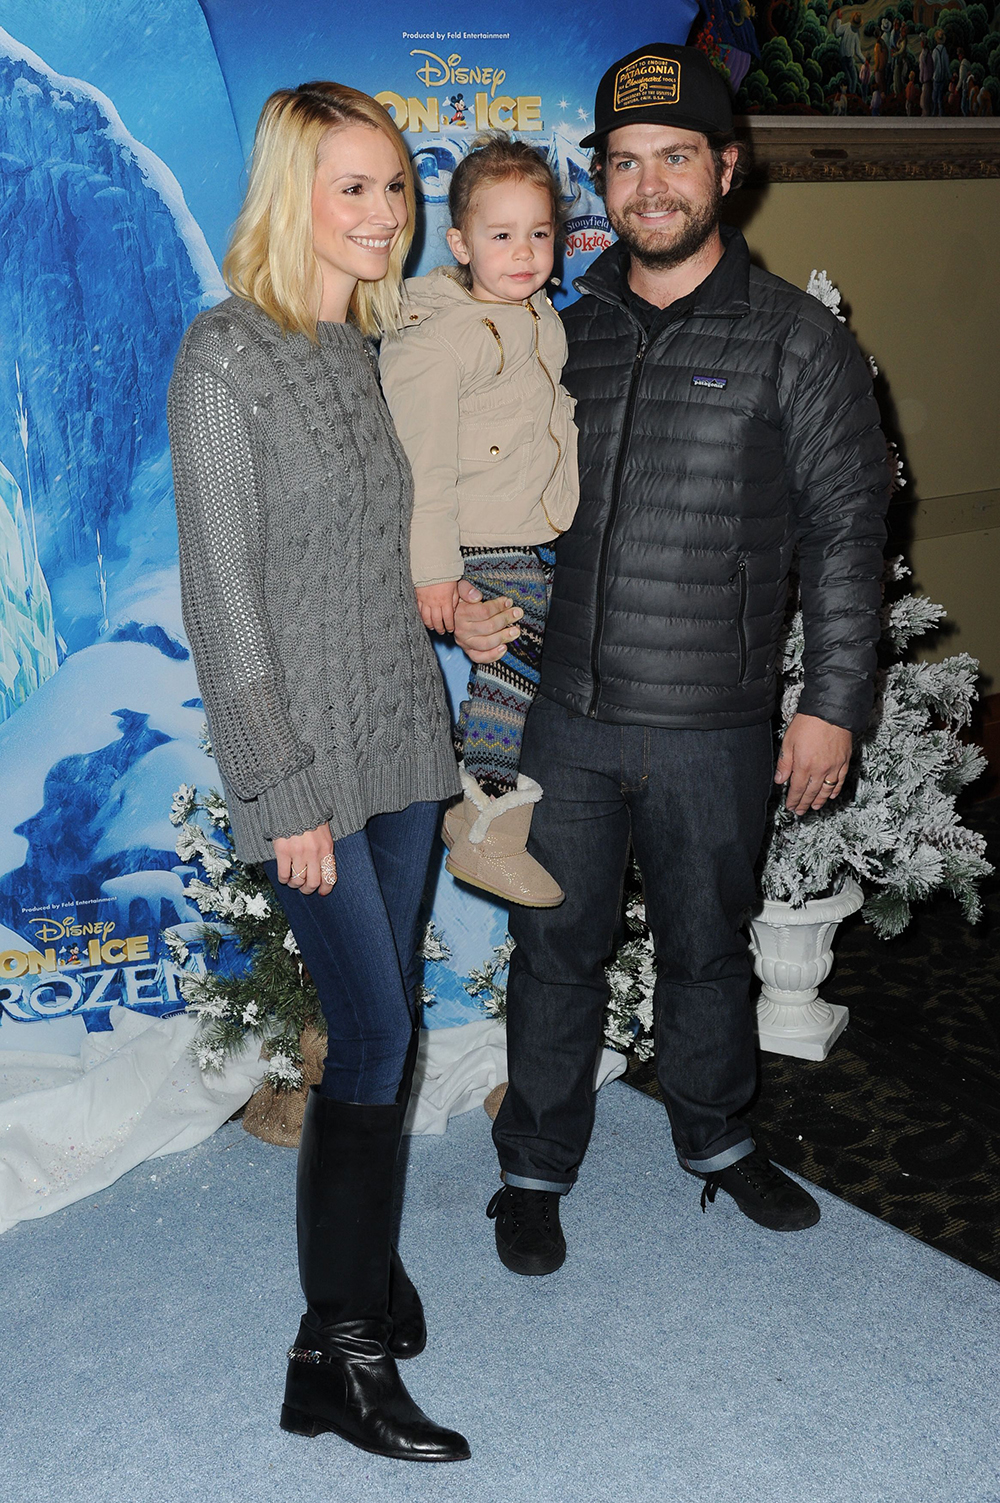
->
[486, 1185, 566, 1275]
[699, 1148, 821, 1232]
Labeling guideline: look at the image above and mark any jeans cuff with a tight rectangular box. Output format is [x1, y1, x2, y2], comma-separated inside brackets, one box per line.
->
[678, 1136, 755, 1175]
[501, 1170, 574, 1194]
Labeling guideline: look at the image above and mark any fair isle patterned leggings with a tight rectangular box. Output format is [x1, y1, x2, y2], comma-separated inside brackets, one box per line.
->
[456, 543, 556, 799]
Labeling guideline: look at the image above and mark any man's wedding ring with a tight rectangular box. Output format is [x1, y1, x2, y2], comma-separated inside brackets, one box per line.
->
[822, 778, 838, 785]
[320, 855, 336, 884]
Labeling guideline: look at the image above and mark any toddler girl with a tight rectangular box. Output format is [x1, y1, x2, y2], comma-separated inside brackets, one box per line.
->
[380, 133, 578, 908]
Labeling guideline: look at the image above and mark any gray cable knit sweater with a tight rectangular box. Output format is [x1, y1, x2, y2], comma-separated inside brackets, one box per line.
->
[167, 296, 460, 865]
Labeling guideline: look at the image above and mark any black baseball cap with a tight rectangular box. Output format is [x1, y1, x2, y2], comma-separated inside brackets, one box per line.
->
[579, 42, 733, 149]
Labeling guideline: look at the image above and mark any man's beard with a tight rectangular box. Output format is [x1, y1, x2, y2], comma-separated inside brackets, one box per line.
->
[607, 179, 722, 270]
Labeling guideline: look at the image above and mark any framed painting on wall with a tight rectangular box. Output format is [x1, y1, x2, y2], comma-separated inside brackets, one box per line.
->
[693, 0, 1000, 177]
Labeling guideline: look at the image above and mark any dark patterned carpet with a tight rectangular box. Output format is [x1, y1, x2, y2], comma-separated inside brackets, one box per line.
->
[624, 798, 1000, 1281]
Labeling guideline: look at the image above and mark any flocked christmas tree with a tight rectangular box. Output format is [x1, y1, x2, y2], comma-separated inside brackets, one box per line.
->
[166, 778, 322, 1089]
[759, 559, 990, 935]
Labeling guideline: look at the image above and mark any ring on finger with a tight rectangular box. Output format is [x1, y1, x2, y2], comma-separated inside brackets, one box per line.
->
[320, 854, 336, 884]
[291, 865, 307, 881]
[822, 778, 838, 786]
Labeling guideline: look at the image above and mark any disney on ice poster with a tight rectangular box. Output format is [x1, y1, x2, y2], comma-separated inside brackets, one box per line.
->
[0, 1, 697, 1051]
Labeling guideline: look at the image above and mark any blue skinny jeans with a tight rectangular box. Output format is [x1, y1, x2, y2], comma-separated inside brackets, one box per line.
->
[264, 801, 440, 1105]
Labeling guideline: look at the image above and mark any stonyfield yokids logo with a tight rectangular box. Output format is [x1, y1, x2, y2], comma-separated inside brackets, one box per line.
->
[565, 213, 613, 259]
[377, 49, 542, 134]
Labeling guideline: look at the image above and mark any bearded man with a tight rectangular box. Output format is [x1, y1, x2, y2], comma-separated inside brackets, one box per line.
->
[454, 43, 890, 1274]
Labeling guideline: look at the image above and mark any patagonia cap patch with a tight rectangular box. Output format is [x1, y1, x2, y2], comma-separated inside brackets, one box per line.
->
[692, 374, 727, 389]
[614, 54, 681, 111]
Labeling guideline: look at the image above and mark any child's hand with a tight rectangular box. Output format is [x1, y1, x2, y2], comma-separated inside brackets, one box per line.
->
[416, 580, 461, 634]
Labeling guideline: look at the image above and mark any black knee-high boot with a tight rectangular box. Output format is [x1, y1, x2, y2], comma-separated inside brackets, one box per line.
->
[386, 1249, 425, 1358]
[280, 1087, 469, 1462]
[387, 1027, 426, 1361]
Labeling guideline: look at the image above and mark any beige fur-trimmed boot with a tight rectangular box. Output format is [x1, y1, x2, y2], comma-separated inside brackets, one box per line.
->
[444, 765, 564, 908]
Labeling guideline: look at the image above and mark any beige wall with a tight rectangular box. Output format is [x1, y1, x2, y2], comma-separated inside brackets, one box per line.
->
[723, 179, 1000, 689]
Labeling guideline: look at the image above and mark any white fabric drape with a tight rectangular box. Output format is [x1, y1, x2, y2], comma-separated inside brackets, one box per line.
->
[0, 1009, 626, 1233]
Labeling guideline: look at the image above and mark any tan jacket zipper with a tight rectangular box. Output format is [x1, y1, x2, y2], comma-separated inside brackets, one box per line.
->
[481, 317, 505, 375]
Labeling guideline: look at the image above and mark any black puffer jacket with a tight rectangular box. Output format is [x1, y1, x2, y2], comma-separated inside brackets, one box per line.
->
[541, 228, 889, 736]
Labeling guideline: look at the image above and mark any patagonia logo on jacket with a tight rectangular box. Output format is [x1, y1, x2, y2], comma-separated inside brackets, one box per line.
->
[692, 374, 727, 389]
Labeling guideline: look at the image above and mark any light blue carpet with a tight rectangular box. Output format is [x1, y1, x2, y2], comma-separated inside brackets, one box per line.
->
[3, 1081, 999, 1503]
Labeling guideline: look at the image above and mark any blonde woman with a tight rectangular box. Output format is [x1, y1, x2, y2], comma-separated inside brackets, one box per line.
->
[167, 82, 468, 1463]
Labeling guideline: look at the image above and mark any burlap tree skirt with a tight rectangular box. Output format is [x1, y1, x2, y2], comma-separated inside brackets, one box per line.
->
[483, 1082, 507, 1120]
[241, 1027, 325, 1147]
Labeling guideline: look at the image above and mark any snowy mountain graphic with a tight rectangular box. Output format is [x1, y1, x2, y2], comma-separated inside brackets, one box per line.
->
[0, 30, 224, 1041]
[0, 452, 58, 723]
[545, 124, 600, 204]
[0, 28, 223, 656]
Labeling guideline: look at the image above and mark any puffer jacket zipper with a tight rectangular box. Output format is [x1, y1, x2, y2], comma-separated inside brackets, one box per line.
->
[733, 557, 748, 683]
[572, 259, 750, 719]
[588, 325, 647, 717]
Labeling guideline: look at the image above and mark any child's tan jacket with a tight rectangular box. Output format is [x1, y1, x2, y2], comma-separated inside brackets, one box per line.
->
[379, 267, 579, 587]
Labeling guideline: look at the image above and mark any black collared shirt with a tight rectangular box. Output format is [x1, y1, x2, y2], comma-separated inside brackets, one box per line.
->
[620, 242, 733, 340]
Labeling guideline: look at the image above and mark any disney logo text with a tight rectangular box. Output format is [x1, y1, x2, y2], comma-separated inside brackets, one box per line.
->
[31, 917, 116, 943]
[411, 51, 506, 97]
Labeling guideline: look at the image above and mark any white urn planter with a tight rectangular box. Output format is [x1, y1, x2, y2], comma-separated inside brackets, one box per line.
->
[747, 879, 864, 1061]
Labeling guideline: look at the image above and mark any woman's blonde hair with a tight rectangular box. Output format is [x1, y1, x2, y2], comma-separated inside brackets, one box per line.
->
[223, 81, 416, 340]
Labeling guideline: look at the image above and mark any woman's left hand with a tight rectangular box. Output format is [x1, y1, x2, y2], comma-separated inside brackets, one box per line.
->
[273, 822, 337, 895]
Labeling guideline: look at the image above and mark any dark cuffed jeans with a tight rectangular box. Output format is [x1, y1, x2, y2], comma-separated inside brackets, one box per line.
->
[263, 801, 440, 1105]
[492, 695, 774, 1190]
